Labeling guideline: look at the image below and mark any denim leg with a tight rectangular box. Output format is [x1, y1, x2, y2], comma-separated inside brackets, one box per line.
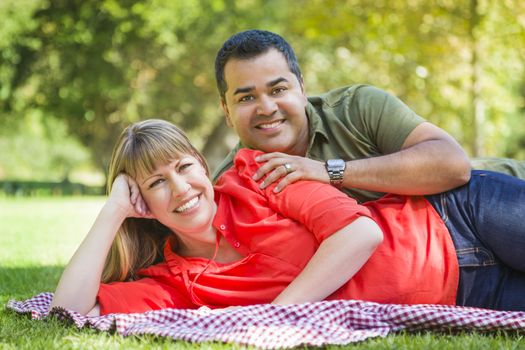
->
[426, 170, 525, 311]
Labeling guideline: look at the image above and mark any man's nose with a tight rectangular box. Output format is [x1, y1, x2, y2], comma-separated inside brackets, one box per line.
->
[256, 95, 278, 116]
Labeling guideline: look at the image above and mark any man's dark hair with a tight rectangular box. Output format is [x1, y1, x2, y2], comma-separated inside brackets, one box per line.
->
[214, 29, 302, 100]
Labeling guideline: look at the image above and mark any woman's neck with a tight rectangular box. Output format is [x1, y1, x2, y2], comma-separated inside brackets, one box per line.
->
[174, 233, 243, 263]
[174, 229, 218, 260]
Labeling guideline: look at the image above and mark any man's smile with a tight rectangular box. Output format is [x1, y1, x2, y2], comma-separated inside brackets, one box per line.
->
[255, 119, 285, 130]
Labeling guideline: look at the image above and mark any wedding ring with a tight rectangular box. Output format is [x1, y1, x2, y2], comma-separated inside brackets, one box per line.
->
[283, 163, 293, 174]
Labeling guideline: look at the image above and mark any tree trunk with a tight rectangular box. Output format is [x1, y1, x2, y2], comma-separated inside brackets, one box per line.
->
[470, 0, 485, 157]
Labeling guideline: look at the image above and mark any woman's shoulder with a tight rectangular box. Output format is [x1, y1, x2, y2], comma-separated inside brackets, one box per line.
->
[217, 148, 262, 182]
[233, 148, 263, 170]
[214, 148, 265, 196]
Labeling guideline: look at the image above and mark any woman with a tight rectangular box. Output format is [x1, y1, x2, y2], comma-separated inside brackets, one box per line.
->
[51, 119, 525, 316]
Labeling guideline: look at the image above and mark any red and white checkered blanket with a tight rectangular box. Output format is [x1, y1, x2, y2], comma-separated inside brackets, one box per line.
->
[7, 293, 525, 348]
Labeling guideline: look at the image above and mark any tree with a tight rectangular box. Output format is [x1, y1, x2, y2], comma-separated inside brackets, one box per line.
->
[1, 0, 523, 184]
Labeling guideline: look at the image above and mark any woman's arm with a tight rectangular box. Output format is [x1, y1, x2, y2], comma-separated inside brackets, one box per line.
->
[272, 216, 383, 304]
[50, 174, 149, 315]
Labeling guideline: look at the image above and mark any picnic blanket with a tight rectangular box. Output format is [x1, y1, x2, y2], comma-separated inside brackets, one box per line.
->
[7, 293, 525, 349]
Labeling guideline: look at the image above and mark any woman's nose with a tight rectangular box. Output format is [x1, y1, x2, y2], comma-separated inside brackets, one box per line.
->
[169, 175, 191, 197]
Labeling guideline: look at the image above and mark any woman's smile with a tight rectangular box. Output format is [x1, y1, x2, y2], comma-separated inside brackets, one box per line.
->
[174, 195, 200, 213]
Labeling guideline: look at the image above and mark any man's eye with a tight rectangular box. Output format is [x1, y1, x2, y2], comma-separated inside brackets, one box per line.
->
[272, 87, 286, 95]
[239, 95, 254, 102]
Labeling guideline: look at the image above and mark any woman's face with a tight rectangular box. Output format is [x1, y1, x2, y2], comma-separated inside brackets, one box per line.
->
[137, 154, 216, 241]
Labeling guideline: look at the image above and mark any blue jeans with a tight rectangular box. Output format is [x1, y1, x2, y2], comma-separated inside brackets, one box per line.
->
[426, 170, 525, 311]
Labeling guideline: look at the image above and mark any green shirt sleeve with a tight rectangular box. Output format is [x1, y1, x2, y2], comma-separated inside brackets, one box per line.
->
[347, 85, 425, 154]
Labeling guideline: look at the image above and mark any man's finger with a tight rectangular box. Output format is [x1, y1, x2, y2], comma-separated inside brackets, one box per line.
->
[253, 158, 287, 181]
[259, 166, 289, 189]
[273, 172, 301, 193]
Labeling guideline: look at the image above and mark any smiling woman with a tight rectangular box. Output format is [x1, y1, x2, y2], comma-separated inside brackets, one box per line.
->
[135, 155, 218, 257]
[49, 118, 382, 316]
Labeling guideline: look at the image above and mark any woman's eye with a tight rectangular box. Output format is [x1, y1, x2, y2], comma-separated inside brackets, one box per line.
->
[149, 179, 164, 189]
[179, 163, 193, 172]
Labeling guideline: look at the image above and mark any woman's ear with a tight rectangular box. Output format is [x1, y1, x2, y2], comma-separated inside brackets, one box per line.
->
[142, 207, 156, 219]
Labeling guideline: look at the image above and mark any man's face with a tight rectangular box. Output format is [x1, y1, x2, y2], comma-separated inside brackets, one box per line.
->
[221, 49, 309, 156]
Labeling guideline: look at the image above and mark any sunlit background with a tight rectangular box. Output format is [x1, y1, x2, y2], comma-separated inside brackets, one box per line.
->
[1, 0, 524, 195]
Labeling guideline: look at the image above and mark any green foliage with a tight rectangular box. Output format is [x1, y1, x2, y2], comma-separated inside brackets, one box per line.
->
[0, 0, 524, 182]
[0, 111, 90, 181]
[289, 0, 525, 157]
[2, 197, 525, 349]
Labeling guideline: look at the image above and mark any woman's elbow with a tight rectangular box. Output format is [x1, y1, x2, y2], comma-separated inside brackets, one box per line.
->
[353, 216, 383, 250]
[369, 222, 384, 249]
[50, 296, 97, 316]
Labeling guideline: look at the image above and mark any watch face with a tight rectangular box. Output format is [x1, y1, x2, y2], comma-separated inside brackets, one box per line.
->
[327, 159, 345, 170]
[326, 159, 345, 187]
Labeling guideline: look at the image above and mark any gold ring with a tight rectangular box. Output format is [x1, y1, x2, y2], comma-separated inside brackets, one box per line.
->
[283, 163, 293, 174]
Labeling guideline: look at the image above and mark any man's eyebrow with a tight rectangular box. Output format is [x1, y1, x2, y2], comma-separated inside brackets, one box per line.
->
[233, 86, 255, 95]
[232, 77, 289, 96]
[267, 77, 288, 87]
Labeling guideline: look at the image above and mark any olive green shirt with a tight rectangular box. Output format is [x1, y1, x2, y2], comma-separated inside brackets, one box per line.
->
[212, 84, 525, 202]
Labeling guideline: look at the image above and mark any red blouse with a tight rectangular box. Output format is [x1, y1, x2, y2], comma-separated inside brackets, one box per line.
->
[97, 149, 458, 314]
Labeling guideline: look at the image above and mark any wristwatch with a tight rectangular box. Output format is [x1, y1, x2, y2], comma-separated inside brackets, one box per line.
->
[325, 159, 346, 188]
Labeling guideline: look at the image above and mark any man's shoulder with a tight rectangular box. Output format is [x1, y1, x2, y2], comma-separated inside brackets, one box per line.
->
[307, 84, 387, 107]
[211, 146, 239, 183]
[306, 84, 390, 125]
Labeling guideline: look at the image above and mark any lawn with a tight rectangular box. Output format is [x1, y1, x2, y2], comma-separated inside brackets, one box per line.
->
[1, 197, 524, 349]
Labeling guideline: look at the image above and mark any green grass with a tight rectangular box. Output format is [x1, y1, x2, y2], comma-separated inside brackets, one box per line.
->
[1, 197, 525, 349]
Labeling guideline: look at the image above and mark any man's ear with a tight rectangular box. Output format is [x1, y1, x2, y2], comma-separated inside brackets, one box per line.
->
[220, 99, 233, 127]
[299, 79, 308, 104]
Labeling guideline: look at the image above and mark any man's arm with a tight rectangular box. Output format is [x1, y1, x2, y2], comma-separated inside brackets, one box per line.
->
[253, 122, 471, 195]
[341, 122, 471, 195]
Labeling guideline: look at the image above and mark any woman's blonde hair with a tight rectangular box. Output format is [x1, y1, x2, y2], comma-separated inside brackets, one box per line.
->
[101, 119, 209, 283]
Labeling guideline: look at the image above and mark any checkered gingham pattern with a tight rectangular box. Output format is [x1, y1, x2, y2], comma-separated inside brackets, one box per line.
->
[6, 293, 525, 349]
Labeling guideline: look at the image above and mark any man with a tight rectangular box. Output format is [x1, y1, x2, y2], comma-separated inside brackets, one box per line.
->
[212, 29, 525, 202]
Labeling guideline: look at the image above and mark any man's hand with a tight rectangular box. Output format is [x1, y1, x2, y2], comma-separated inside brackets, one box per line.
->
[253, 152, 329, 193]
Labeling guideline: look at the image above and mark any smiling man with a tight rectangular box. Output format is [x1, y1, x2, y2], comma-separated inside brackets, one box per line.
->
[213, 29, 525, 202]
[221, 49, 309, 157]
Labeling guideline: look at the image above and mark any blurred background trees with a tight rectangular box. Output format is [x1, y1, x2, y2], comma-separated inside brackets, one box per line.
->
[1, 0, 524, 187]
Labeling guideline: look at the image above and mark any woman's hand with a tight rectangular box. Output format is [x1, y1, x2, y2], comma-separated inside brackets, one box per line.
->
[51, 173, 152, 315]
[107, 174, 154, 219]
